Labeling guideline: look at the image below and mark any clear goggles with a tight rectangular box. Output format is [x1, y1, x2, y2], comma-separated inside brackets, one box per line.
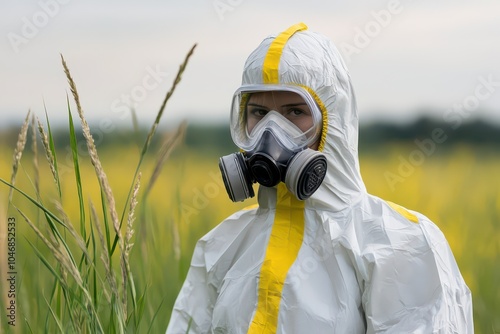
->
[230, 84, 323, 151]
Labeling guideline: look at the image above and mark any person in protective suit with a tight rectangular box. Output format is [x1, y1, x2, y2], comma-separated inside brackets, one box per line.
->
[166, 23, 473, 334]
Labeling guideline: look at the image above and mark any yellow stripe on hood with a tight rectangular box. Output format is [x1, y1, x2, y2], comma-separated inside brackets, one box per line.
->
[248, 23, 308, 334]
[260, 22, 328, 151]
[262, 22, 308, 84]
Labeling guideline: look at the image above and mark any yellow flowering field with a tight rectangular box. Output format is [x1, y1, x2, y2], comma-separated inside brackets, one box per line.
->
[0, 138, 498, 333]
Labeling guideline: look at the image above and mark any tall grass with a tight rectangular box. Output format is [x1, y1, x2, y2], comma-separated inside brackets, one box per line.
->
[0, 44, 196, 333]
[1, 139, 498, 332]
[0, 47, 498, 333]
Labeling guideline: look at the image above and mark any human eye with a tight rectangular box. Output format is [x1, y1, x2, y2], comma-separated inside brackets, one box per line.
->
[285, 107, 307, 117]
[292, 108, 305, 116]
[248, 107, 269, 118]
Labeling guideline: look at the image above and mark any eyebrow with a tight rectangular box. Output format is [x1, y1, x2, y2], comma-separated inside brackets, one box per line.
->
[247, 102, 307, 108]
[247, 103, 267, 108]
[282, 102, 307, 108]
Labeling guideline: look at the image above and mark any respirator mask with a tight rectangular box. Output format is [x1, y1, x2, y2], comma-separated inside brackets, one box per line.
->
[219, 85, 327, 202]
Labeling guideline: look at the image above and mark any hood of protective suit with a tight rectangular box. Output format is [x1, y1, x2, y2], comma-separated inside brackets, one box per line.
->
[242, 22, 366, 211]
[166, 23, 473, 334]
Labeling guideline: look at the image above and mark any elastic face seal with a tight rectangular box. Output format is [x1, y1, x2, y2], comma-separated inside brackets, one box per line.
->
[230, 84, 323, 151]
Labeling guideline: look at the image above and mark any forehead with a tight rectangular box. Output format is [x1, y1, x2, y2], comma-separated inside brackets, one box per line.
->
[247, 91, 306, 105]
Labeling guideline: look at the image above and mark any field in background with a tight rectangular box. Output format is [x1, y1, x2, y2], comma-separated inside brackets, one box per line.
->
[0, 127, 499, 333]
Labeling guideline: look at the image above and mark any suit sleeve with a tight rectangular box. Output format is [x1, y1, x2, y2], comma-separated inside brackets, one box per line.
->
[362, 217, 473, 334]
[166, 240, 216, 334]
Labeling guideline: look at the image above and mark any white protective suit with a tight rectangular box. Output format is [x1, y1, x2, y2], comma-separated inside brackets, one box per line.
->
[166, 23, 473, 334]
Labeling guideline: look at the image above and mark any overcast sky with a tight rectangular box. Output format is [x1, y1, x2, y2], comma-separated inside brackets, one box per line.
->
[1, 0, 499, 129]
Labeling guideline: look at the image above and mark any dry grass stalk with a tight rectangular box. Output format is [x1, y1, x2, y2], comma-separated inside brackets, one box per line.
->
[53, 201, 91, 263]
[37, 117, 59, 190]
[125, 173, 141, 259]
[18, 206, 103, 330]
[118, 44, 196, 235]
[31, 114, 40, 195]
[144, 122, 187, 198]
[60, 55, 123, 255]
[143, 44, 197, 155]
[9, 110, 31, 201]
[121, 172, 141, 314]
[90, 202, 119, 305]
[16, 207, 85, 289]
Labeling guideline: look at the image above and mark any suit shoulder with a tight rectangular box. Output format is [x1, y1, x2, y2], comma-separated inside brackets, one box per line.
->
[353, 196, 443, 252]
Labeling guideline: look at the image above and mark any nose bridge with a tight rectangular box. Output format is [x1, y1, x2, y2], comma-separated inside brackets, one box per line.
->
[260, 91, 281, 113]
[270, 107, 286, 117]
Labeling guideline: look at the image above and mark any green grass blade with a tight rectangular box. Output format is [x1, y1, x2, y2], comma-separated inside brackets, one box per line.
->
[100, 188, 112, 263]
[43, 295, 64, 333]
[146, 298, 166, 334]
[89, 220, 99, 310]
[132, 284, 148, 329]
[1, 178, 67, 228]
[128, 272, 137, 322]
[24, 318, 35, 334]
[46, 274, 60, 332]
[25, 238, 66, 291]
[67, 94, 86, 239]
[186, 317, 193, 334]
[68, 97, 93, 272]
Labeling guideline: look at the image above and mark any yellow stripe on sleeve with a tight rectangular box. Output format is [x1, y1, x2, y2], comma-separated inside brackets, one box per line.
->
[387, 201, 419, 224]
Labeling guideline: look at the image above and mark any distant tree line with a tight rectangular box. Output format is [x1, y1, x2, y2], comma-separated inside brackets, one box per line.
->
[183, 117, 500, 154]
[359, 117, 500, 150]
[1, 117, 498, 155]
